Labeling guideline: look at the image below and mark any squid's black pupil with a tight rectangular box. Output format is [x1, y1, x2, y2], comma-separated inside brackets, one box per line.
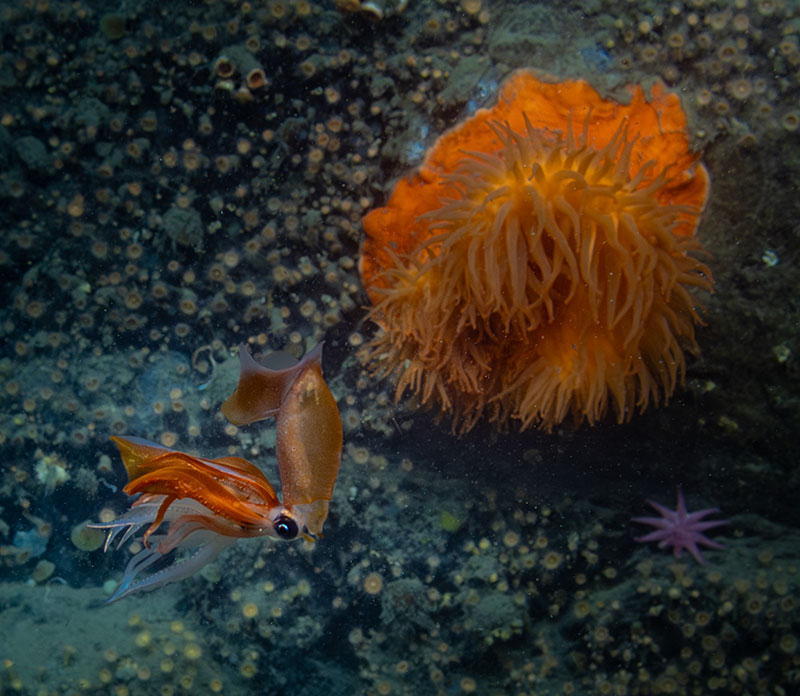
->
[274, 515, 299, 540]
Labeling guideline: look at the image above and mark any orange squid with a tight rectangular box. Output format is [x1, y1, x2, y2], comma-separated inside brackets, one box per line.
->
[91, 342, 343, 602]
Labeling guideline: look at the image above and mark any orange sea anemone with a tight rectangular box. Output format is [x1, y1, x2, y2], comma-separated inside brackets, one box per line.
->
[359, 69, 712, 433]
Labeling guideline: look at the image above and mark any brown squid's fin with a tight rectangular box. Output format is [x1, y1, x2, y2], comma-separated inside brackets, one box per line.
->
[221, 343, 324, 426]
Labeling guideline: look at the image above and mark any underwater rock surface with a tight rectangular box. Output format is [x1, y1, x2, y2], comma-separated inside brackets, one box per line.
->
[1, 0, 799, 693]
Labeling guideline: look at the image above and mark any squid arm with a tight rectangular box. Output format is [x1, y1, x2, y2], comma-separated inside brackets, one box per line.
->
[109, 435, 282, 544]
[112, 436, 279, 504]
[105, 534, 232, 603]
[90, 498, 242, 603]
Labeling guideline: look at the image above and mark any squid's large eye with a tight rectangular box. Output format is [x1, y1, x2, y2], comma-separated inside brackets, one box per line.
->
[273, 514, 299, 540]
